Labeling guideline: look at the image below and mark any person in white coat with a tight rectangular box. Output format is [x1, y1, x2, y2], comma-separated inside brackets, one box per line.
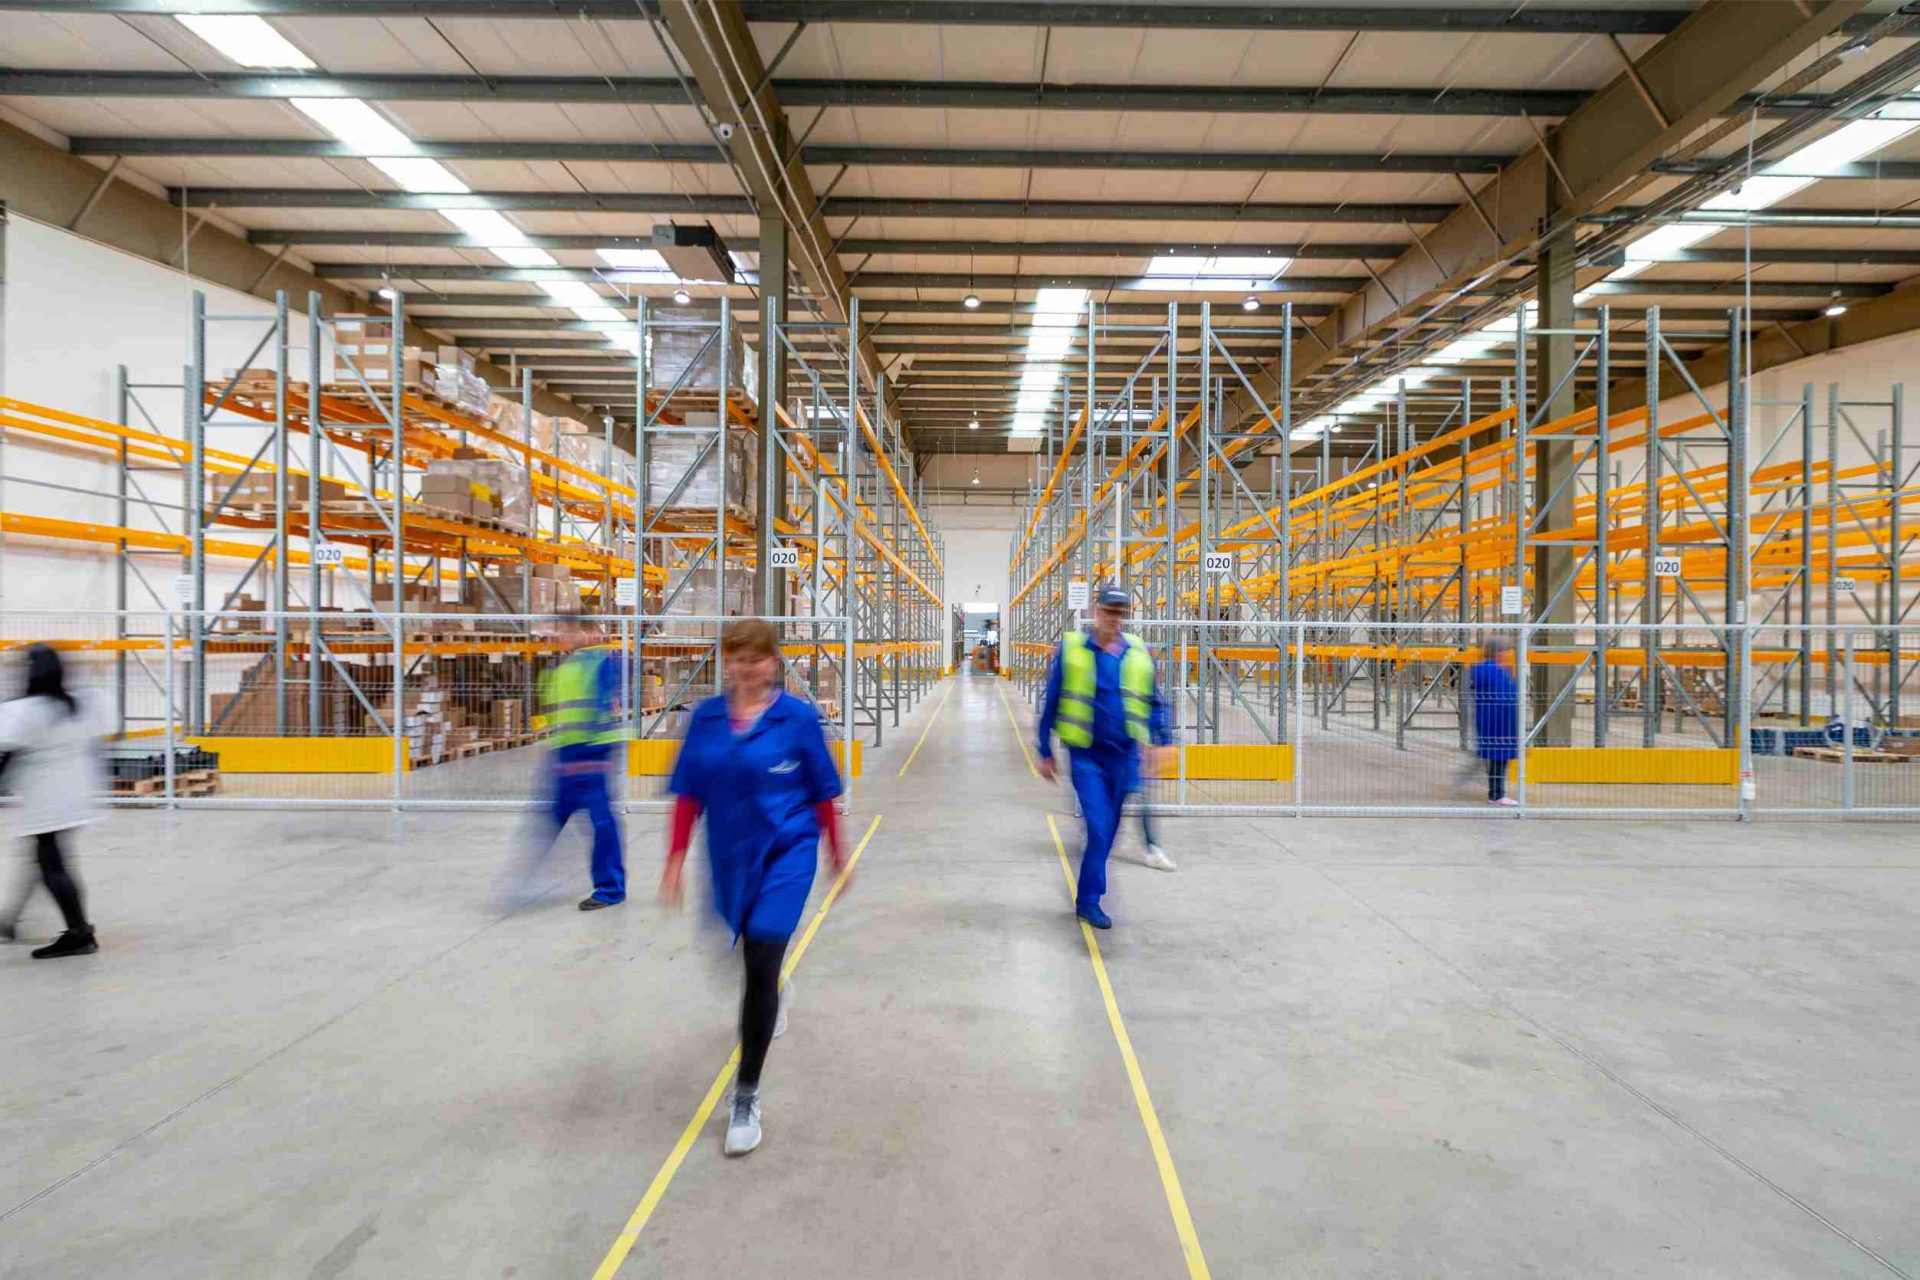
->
[0, 645, 107, 958]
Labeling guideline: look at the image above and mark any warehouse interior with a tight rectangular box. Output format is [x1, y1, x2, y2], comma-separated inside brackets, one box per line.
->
[2, 1, 1918, 1275]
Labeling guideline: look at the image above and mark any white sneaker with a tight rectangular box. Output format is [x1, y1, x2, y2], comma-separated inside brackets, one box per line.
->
[1492, 796, 1520, 807]
[723, 1089, 763, 1156]
[774, 980, 790, 1039]
[1141, 844, 1177, 872]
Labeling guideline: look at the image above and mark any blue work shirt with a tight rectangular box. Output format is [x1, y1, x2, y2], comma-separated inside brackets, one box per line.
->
[668, 690, 843, 940]
[1036, 629, 1172, 762]
[1470, 658, 1518, 763]
[551, 647, 624, 764]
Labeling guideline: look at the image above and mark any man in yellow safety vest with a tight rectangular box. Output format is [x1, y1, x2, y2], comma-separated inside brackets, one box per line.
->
[533, 615, 626, 909]
[1036, 585, 1173, 929]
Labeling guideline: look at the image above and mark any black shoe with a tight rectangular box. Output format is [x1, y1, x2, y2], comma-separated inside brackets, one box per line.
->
[32, 929, 98, 959]
[578, 897, 622, 911]
[0, 920, 17, 944]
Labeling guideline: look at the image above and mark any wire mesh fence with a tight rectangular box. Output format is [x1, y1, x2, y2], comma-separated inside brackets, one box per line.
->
[1064, 618, 1920, 818]
[0, 611, 852, 812]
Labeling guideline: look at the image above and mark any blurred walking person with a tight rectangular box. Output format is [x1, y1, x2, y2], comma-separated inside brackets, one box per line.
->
[660, 619, 847, 1157]
[1036, 586, 1173, 929]
[0, 645, 108, 958]
[534, 615, 627, 910]
[1469, 637, 1519, 807]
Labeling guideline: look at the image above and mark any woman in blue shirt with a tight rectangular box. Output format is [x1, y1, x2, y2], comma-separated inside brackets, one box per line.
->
[661, 618, 847, 1157]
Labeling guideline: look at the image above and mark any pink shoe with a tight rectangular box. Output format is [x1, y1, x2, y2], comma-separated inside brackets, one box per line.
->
[1492, 796, 1519, 807]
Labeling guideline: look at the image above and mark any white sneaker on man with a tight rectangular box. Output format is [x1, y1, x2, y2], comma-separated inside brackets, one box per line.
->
[1141, 844, 1177, 872]
[724, 1089, 763, 1156]
[1492, 796, 1519, 807]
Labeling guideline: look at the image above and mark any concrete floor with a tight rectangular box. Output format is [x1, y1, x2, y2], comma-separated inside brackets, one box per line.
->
[4, 672, 1917, 1278]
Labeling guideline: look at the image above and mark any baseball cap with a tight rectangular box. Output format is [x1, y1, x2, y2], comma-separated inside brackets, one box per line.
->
[1095, 586, 1132, 609]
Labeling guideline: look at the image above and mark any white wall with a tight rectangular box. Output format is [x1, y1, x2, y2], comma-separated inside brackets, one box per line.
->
[3, 214, 326, 613]
[930, 503, 1016, 662]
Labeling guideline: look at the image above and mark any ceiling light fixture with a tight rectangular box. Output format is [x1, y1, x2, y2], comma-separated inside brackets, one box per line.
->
[377, 286, 397, 300]
[177, 14, 314, 68]
[1826, 300, 1849, 317]
[673, 287, 692, 305]
[1242, 295, 1261, 312]
[964, 293, 982, 310]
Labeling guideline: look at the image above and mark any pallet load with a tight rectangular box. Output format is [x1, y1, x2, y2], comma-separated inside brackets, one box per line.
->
[432, 346, 491, 417]
[646, 419, 754, 520]
[331, 315, 426, 389]
[106, 744, 221, 797]
[645, 303, 756, 401]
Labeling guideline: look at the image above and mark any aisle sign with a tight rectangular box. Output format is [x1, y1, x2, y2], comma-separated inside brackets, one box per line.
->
[1066, 579, 1090, 609]
[615, 577, 639, 608]
[1833, 575, 1857, 593]
[1204, 551, 1234, 575]
[1500, 585, 1523, 616]
[312, 542, 346, 568]
[1652, 555, 1682, 578]
[769, 545, 801, 570]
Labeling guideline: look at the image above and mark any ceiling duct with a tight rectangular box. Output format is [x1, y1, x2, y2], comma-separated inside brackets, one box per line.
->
[651, 223, 736, 283]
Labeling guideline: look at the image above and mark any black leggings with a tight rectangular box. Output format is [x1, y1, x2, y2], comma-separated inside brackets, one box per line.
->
[1486, 758, 1506, 802]
[35, 830, 89, 933]
[738, 937, 789, 1090]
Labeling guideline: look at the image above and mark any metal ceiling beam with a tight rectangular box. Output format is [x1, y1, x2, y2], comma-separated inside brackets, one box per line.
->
[1230, 0, 1864, 438]
[246, 228, 1398, 259]
[1, 70, 1592, 116]
[401, 294, 1331, 320]
[0, 2, 1704, 34]
[312, 262, 1365, 291]
[1580, 279, 1886, 298]
[1652, 158, 1920, 181]
[76, 135, 1507, 174]
[175, 188, 1457, 222]
[1594, 208, 1920, 229]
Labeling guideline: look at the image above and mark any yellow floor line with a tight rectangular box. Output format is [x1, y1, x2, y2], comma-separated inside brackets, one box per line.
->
[997, 682, 1041, 779]
[1047, 813, 1212, 1280]
[897, 680, 955, 777]
[590, 813, 885, 1280]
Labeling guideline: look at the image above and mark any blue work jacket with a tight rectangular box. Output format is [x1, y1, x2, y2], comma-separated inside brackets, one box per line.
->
[668, 691, 843, 937]
[1036, 630, 1172, 762]
[1470, 658, 1518, 763]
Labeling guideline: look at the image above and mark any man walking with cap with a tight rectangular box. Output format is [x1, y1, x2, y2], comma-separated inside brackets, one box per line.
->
[1036, 585, 1173, 929]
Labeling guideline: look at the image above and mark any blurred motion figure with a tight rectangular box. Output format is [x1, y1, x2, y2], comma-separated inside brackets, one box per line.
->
[1470, 637, 1519, 807]
[533, 615, 626, 909]
[660, 619, 847, 1157]
[0, 645, 107, 958]
[1036, 586, 1173, 929]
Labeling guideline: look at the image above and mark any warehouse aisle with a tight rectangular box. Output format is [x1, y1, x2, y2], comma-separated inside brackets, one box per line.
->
[4, 672, 1918, 1278]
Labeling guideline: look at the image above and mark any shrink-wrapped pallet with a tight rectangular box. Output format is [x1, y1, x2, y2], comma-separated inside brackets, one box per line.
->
[644, 422, 754, 515]
[644, 304, 756, 401]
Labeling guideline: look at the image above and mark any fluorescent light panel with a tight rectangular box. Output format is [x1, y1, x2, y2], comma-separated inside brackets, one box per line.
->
[178, 14, 314, 68]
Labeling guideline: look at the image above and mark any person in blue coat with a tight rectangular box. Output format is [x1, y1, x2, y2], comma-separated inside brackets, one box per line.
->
[1470, 637, 1519, 807]
[1036, 586, 1172, 930]
[661, 618, 847, 1157]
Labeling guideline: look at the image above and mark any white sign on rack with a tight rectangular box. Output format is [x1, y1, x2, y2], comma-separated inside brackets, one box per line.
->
[172, 574, 196, 606]
[1204, 551, 1234, 575]
[312, 542, 346, 568]
[1833, 575, 1857, 593]
[1500, 585, 1523, 616]
[614, 577, 639, 608]
[1066, 579, 1090, 609]
[1652, 555, 1682, 578]
[769, 545, 801, 570]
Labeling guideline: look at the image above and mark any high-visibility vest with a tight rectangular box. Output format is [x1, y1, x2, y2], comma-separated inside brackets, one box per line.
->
[537, 647, 622, 747]
[1056, 629, 1153, 749]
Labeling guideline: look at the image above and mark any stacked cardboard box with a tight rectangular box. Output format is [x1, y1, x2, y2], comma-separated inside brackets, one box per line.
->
[431, 346, 490, 416]
[332, 316, 427, 388]
[646, 303, 756, 400]
[646, 421, 754, 514]
[209, 658, 361, 734]
[217, 470, 353, 510]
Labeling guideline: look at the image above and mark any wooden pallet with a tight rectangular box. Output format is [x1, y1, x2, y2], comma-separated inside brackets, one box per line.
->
[112, 768, 221, 796]
[1792, 746, 1912, 764]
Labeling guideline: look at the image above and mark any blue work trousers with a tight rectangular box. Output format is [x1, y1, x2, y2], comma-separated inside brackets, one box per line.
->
[548, 764, 625, 903]
[1069, 747, 1134, 911]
